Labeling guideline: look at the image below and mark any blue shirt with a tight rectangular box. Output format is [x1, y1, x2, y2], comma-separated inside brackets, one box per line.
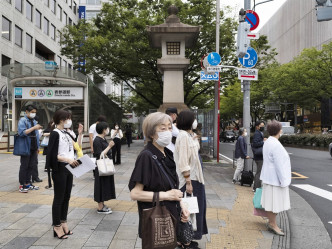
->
[17, 115, 40, 150]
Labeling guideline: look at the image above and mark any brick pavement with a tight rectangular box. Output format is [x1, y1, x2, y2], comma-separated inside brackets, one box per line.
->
[0, 140, 274, 249]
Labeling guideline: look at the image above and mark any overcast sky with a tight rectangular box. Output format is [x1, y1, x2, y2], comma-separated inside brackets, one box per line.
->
[221, 0, 287, 30]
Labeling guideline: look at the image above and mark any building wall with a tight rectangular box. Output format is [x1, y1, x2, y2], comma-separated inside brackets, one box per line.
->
[260, 0, 332, 64]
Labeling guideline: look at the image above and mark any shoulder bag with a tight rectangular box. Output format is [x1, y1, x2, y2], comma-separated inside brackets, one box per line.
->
[142, 192, 177, 249]
[13, 119, 31, 156]
[96, 153, 115, 176]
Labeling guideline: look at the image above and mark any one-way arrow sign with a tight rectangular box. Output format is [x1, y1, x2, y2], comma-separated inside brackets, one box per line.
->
[238, 68, 258, 81]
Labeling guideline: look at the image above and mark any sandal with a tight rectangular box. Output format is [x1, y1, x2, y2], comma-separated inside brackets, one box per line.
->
[53, 225, 68, 239]
[181, 241, 200, 249]
[61, 222, 73, 235]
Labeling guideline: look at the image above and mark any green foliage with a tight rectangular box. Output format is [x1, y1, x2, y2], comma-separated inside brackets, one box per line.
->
[60, 0, 238, 114]
[279, 134, 332, 148]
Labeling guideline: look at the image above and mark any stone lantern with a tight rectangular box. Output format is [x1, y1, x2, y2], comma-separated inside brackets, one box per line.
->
[147, 5, 200, 112]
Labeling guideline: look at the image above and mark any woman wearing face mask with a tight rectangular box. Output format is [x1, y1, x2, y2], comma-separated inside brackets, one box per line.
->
[93, 122, 116, 214]
[232, 128, 250, 184]
[174, 110, 208, 248]
[46, 110, 80, 239]
[111, 123, 123, 165]
[129, 112, 190, 249]
[260, 120, 291, 236]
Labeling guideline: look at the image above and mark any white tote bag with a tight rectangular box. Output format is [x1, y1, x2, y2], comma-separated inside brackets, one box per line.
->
[96, 153, 115, 176]
[181, 192, 199, 214]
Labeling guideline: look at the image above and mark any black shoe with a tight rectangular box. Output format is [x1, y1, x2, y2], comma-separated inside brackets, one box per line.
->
[53, 226, 68, 239]
[32, 178, 43, 183]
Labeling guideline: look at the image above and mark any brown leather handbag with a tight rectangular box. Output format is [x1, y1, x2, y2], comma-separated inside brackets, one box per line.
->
[142, 192, 177, 249]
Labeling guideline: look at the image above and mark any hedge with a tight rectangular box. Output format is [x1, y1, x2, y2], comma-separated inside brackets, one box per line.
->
[278, 134, 332, 148]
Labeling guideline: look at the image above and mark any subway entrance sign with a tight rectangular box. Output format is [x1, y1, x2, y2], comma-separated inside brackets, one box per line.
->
[45, 61, 57, 70]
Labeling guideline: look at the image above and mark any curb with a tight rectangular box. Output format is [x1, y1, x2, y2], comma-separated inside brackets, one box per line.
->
[271, 210, 291, 249]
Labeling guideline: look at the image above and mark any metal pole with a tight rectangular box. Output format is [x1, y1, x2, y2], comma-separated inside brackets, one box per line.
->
[243, 0, 251, 156]
[214, 0, 220, 160]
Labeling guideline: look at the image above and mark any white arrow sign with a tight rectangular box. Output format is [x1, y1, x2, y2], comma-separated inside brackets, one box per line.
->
[247, 32, 260, 39]
[238, 68, 258, 81]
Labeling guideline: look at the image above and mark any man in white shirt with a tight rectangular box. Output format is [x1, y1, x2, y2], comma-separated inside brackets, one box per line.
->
[89, 115, 107, 153]
[165, 107, 179, 153]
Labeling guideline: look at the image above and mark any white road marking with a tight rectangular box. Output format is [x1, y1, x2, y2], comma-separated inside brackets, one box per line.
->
[327, 185, 332, 188]
[219, 154, 233, 163]
[288, 153, 293, 155]
[292, 184, 332, 201]
[328, 222, 332, 225]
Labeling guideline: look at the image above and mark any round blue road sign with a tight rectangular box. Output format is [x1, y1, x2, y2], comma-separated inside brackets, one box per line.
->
[238, 47, 258, 68]
[207, 52, 221, 66]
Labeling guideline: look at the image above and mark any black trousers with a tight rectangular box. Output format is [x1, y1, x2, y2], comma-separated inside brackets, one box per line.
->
[112, 138, 121, 164]
[32, 153, 39, 180]
[254, 160, 263, 190]
[19, 150, 38, 185]
[52, 163, 73, 226]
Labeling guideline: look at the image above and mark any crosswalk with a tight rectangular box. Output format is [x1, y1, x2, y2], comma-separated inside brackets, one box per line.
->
[292, 184, 332, 201]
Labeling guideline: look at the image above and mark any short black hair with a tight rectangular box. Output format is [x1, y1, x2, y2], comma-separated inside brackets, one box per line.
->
[255, 120, 264, 127]
[113, 123, 120, 129]
[53, 110, 71, 125]
[166, 107, 178, 115]
[238, 127, 244, 136]
[25, 105, 37, 112]
[177, 110, 195, 130]
[97, 115, 107, 122]
[96, 122, 109, 134]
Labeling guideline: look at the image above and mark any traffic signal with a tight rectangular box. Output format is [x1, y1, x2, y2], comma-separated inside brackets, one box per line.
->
[316, 0, 332, 22]
[236, 21, 251, 58]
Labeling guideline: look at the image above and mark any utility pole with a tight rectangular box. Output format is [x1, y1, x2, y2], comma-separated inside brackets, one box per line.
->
[243, 0, 251, 155]
[213, 0, 220, 160]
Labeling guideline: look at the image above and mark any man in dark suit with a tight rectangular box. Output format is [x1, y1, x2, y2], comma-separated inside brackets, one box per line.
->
[252, 120, 267, 191]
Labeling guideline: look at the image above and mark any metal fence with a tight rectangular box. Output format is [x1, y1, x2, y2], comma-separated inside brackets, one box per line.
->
[195, 109, 214, 156]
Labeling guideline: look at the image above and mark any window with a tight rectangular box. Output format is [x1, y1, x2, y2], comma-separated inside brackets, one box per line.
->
[44, 17, 49, 35]
[5, 0, 11, 4]
[15, 0, 22, 12]
[51, 0, 56, 14]
[26, 1, 32, 21]
[2, 16, 11, 41]
[35, 9, 41, 29]
[57, 30, 62, 43]
[69, 18, 72, 26]
[63, 12, 67, 25]
[69, 0, 72, 9]
[68, 63, 72, 69]
[57, 5, 62, 21]
[166, 42, 180, 55]
[2, 55, 11, 66]
[26, 33, 32, 53]
[56, 55, 61, 66]
[15, 25, 22, 47]
[51, 24, 55, 40]
[63, 60, 67, 68]
[44, 0, 49, 6]
[73, 2, 77, 14]
[86, 11, 99, 20]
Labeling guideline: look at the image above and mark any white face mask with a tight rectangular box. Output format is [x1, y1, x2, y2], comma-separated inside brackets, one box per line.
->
[64, 119, 72, 128]
[243, 132, 248, 137]
[192, 119, 198, 130]
[29, 113, 36, 119]
[115, 126, 119, 129]
[155, 131, 172, 147]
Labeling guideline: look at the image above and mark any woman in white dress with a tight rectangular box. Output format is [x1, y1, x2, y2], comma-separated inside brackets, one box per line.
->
[260, 120, 291, 236]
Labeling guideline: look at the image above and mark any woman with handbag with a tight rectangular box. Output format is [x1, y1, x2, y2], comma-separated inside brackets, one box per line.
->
[260, 120, 291, 236]
[129, 112, 192, 249]
[174, 110, 208, 245]
[93, 121, 116, 214]
[46, 110, 80, 239]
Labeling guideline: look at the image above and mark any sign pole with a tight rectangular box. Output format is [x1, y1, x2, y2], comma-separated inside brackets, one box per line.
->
[243, 0, 251, 157]
[214, 0, 220, 161]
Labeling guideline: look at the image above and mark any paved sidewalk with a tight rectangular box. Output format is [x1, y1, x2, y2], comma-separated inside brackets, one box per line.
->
[0, 140, 274, 249]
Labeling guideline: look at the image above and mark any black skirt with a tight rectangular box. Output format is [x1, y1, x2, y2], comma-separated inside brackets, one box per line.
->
[94, 167, 116, 203]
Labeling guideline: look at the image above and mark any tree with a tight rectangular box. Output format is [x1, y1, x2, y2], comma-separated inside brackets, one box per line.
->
[60, 0, 238, 115]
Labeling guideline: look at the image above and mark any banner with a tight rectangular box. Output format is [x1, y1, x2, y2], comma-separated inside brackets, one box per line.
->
[14, 87, 83, 100]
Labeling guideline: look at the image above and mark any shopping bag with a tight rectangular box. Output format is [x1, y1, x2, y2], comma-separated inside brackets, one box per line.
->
[181, 192, 199, 214]
[40, 136, 49, 147]
[13, 134, 31, 156]
[253, 187, 263, 209]
[96, 153, 115, 176]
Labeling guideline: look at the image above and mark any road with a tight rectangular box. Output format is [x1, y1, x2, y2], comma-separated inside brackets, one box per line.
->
[219, 141, 332, 239]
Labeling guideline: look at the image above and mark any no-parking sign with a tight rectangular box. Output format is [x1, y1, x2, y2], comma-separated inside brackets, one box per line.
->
[245, 10, 260, 31]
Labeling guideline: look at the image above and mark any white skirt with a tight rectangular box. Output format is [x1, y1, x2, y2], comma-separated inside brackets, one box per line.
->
[261, 183, 290, 213]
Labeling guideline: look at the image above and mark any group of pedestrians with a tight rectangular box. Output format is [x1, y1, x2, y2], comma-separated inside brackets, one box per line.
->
[232, 119, 291, 236]
[129, 108, 207, 249]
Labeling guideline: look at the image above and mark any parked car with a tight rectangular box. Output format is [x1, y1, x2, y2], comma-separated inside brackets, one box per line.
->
[329, 142, 332, 158]
[220, 130, 236, 142]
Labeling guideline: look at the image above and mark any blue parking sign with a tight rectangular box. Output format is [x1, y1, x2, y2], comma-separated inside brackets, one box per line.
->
[238, 47, 258, 68]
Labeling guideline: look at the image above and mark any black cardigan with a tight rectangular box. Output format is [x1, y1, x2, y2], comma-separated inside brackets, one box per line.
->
[46, 131, 60, 187]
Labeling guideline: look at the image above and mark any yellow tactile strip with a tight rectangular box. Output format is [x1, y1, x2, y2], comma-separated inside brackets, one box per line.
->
[205, 185, 269, 249]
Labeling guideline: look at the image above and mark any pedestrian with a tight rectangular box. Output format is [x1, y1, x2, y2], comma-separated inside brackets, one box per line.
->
[232, 128, 250, 183]
[252, 120, 267, 192]
[165, 107, 179, 153]
[93, 121, 116, 214]
[31, 115, 43, 183]
[42, 121, 55, 172]
[260, 120, 291, 236]
[89, 115, 107, 178]
[111, 123, 123, 165]
[125, 124, 132, 147]
[46, 110, 80, 239]
[174, 110, 208, 245]
[128, 112, 191, 249]
[17, 105, 42, 193]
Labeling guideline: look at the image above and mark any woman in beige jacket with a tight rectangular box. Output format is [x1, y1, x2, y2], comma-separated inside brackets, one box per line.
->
[174, 110, 208, 245]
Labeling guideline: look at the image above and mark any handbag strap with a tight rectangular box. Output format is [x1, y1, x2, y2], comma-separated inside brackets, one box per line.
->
[152, 192, 160, 206]
[146, 150, 175, 189]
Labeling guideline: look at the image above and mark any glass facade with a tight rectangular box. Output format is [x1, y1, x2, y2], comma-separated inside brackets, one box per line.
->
[2, 16, 11, 41]
[26, 33, 32, 53]
[35, 10, 41, 29]
[15, 25, 22, 47]
[26, 1, 32, 21]
[44, 17, 49, 35]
